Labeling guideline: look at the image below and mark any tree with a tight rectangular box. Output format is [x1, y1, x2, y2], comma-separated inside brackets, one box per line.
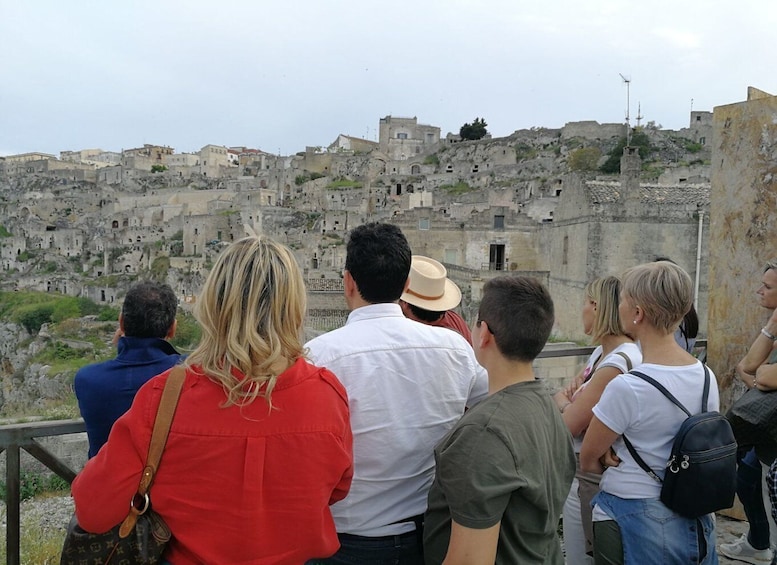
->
[568, 147, 602, 172]
[459, 118, 488, 140]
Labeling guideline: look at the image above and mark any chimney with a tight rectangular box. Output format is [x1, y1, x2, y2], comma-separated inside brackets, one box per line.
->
[620, 146, 641, 211]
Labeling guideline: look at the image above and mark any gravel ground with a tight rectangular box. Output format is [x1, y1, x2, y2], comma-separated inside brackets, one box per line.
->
[0, 496, 762, 563]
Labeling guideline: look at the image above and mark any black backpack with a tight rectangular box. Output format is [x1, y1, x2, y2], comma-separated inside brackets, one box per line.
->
[622, 366, 737, 518]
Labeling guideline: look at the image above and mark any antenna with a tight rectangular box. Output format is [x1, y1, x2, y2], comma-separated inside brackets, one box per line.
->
[636, 102, 643, 128]
[619, 73, 631, 145]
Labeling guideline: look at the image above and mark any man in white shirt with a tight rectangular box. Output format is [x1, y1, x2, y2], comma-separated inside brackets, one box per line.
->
[306, 222, 488, 565]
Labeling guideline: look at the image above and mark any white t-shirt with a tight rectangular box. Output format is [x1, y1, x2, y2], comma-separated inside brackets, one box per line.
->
[571, 342, 642, 452]
[592, 361, 719, 513]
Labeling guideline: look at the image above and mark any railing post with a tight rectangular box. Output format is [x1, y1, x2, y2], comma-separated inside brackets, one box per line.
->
[6, 444, 20, 565]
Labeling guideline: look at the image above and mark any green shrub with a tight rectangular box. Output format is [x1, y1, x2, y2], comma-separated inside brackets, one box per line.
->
[515, 143, 537, 161]
[0, 225, 11, 237]
[16, 304, 55, 333]
[684, 141, 703, 153]
[171, 311, 202, 351]
[96, 306, 120, 321]
[0, 471, 70, 501]
[150, 256, 170, 280]
[423, 154, 439, 166]
[568, 147, 602, 172]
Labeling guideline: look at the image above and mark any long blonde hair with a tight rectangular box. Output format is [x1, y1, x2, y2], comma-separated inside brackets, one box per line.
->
[186, 235, 306, 406]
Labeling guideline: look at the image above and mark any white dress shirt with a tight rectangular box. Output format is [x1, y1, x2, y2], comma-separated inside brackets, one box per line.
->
[306, 302, 488, 537]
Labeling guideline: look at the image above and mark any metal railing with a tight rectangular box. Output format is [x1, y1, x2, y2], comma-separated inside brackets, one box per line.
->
[0, 418, 84, 565]
[0, 339, 707, 564]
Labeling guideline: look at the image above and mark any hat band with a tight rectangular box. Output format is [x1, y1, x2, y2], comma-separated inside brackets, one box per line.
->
[405, 287, 445, 301]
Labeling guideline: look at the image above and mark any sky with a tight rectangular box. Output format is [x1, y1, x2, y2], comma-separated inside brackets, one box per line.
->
[1, 0, 775, 158]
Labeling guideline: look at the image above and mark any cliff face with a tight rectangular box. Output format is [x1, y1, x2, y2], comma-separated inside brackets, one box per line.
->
[0, 320, 112, 416]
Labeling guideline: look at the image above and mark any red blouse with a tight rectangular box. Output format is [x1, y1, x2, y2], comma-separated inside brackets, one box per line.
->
[72, 358, 353, 564]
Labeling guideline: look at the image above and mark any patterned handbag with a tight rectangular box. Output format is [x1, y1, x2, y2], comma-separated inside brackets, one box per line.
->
[60, 366, 186, 565]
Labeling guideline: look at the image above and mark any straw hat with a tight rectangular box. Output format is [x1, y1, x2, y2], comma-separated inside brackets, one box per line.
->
[401, 255, 462, 311]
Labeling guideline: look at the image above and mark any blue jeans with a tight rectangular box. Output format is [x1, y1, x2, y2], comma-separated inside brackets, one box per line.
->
[593, 491, 717, 564]
[306, 531, 423, 565]
[739, 447, 772, 549]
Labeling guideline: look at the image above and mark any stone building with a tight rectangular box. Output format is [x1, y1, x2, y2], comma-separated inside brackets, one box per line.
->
[547, 147, 710, 342]
[198, 144, 232, 178]
[378, 116, 440, 161]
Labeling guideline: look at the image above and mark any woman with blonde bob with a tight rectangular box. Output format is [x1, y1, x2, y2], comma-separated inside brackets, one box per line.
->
[554, 276, 641, 564]
[580, 261, 718, 564]
[72, 235, 354, 564]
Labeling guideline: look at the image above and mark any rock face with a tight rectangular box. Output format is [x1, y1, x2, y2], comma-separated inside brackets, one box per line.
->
[0, 321, 88, 413]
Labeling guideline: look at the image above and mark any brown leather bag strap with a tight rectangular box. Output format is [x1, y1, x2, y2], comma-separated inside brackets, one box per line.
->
[118, 365, 186, 538]
[138, 365, 187, 494]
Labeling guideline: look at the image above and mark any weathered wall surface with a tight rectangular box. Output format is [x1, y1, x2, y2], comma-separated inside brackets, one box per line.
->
[709, 90, 777, 403]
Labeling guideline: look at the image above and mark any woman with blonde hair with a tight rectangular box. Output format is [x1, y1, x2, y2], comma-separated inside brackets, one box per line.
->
[554, 276, 641, 564]
[580, 261, 718, 564]
[72, 235, 354, 564]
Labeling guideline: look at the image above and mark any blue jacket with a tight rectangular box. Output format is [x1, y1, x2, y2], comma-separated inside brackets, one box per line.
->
[74, 336, 183, 457]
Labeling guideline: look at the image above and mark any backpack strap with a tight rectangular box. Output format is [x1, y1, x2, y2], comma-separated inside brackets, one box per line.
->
[620, 365, 711, 483]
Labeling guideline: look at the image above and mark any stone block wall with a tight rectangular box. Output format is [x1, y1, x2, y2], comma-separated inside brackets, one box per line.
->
[708, 89, 777, 404]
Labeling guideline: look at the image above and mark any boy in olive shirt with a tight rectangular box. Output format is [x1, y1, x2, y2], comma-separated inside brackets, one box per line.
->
[424, 275, 575, 564]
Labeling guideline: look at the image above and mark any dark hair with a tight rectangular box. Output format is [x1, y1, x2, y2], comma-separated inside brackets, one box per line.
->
[406, 302, 444, 322]
[478, 275, 554, 361]
[345, 223, 411, 303]
[654, 256, 699, 340]
[121, 281, 178, 338]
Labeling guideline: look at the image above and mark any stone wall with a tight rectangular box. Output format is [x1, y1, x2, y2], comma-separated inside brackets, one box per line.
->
[708, 88, 777, 404]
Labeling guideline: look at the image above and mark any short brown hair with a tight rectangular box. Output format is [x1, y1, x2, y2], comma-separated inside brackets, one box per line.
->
[478, 275, 554, 361]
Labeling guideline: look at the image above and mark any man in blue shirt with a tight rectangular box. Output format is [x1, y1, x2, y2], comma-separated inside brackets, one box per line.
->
[74, 281, 183, 457]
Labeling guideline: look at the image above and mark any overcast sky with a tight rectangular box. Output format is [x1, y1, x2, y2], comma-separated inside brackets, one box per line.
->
[1, 0, 774, 157]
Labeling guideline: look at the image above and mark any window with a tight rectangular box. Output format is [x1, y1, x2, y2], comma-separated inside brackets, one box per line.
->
[426, 133, 434, 143]
[419, 218, 430, 230]
[411, 164, 420, 174]
[696, 115, 702, 122]
[397, 133, 408, 139]
[472, 164, 479, 173]
[699, 137, 706, 145]
[444, 249, 457, 264]
[562, 236, 569, 266]
[494, 215, 504, 229]
[489, 244, 505, 271]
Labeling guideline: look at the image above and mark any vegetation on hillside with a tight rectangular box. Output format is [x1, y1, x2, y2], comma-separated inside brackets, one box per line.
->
[0, 291, 112, 333]
[568, 147, 602, 172]
[326, 178, 363, 190]
[599, 129, 653, 173]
